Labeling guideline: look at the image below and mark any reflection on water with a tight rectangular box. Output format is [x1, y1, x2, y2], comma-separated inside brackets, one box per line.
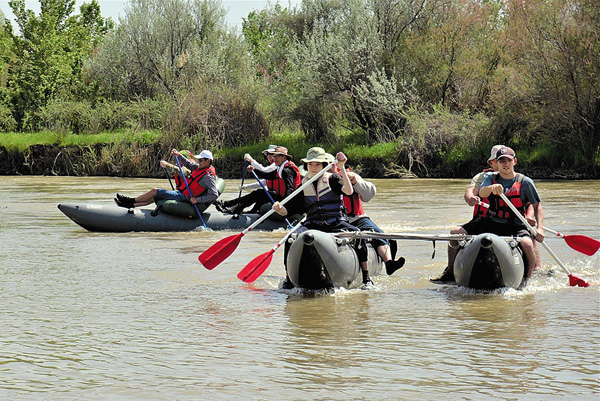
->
[0, 176, 598, 399]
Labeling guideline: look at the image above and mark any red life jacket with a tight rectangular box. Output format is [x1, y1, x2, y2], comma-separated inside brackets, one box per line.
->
[175, 165, 216, 198]
[266, 160, 301, 197]
[472, 168, 495, 218]
[343, 192, 365, 217]
[488, 173, 526, 221]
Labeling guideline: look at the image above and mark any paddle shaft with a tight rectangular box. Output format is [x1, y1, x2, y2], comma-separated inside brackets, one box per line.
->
[163, 167, 175, 190]
[238, 161, 248, 198]
[239, 162, 331, 236]
[271, 216, 306, 251]
[175, 156, 208, 229]
[251, 170, 293, 229]
[545, 227, 565, 237]
[498, 192, 573, 277]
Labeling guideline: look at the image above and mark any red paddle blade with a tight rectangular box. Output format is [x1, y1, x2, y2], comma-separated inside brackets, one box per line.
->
[237, 251, 274, 283]
[564, 235, 600, 256]
[569, 274, 590, 288]
[198, 233, 244, 270]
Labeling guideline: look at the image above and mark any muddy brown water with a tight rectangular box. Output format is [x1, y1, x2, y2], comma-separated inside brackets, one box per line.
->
[1, 176, 598, 399]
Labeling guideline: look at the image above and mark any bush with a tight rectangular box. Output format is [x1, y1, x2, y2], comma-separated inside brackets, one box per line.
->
[161, 86, 269, 150]
[38, 99, 164, 134]
[399, 104, 491, 176]
[0, 104, 16, 132]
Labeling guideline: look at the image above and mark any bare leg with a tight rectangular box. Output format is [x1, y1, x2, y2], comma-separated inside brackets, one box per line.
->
[520, 237, 536, 278]
[533, 240, 542, 271]
[376, 244, 391, 262]
[133, 188, 159, 207]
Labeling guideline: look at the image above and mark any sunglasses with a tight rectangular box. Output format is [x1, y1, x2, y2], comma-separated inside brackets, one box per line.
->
[199, 158, 210, 162]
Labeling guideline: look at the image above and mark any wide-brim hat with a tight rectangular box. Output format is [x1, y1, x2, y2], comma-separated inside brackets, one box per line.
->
[301, 147, 332, 163]
[262, 144, 278, 156]
[271, 146, 293, 159]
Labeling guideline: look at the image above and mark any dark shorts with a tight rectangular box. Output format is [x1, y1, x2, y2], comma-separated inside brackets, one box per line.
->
[462, 218, 530, 238]
[155, 189, 189, 203]
[352, 216, 389, 247]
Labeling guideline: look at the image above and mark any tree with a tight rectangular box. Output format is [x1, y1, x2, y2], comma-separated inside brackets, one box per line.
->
[7, 0, 113, 130]
[88, 0, 229, 99]
[500, 0, 599, 170]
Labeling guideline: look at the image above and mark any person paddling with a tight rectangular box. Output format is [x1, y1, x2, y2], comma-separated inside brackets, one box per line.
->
[272, 147, 374, 289]
[432, 145, 542, 283]
[434, 146, 544, 284]
[115, 149, 219, 209]
[329, 160, 405, 275]
[236, 145, 279, 194]
[215, 146, 300, 215]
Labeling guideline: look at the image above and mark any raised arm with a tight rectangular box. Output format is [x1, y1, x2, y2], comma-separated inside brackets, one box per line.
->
[336, 152, 353, 196]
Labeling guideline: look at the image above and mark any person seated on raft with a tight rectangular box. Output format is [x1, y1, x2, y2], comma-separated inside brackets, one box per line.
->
[215, 146, 301, 215]
[433, 146, 544, 283]
[464, 145, 542, 273]
[272, 147, 374, 288]
[115, 149, 219, 209]
[237, 145, 279, 194]
[432, 145, 542, 283]
[329, 159, 405, 275]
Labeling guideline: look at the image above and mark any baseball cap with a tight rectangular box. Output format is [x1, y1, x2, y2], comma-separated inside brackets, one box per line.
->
[198, 150, 213, 160]
[488, 144, 505, 162]
[496, 146, 516, 160]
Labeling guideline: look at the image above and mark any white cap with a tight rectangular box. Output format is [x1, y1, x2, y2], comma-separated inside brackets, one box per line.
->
[198, 150, 213, 160]
[488, 144, 505, 162]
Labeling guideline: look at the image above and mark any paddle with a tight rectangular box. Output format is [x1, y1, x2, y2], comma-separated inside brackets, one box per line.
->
[163, 167, 175, 190]
[198, 162, 331, 270]
[174, 156, 208, 230]
[544, 227, 599, 256]
[238, 217, 306, 283]
[238, 160, 248, 198]
[499, 192, 589, 287]
[478, 201, 598, 256]
[250, 170, 293, 229]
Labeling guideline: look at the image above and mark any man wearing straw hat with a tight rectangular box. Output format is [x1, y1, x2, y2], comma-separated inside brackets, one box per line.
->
[215, 146, 300, 215]
[238, 145, 279, 193]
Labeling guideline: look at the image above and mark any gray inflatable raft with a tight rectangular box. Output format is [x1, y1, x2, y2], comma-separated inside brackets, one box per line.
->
[57, 203, 292, 232]
[454, 233, 526, 289]
[286, 230, 385, 290]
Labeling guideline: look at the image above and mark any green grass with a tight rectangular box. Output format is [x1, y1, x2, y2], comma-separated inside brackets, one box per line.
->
[220, 128, 396, 161]
[0, 130, 160, 152]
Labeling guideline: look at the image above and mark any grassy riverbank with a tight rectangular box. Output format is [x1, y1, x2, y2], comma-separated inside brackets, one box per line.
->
[0, 130, 597, 179]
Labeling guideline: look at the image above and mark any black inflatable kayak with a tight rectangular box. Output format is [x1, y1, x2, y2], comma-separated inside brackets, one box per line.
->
[57, 203, 292, 232]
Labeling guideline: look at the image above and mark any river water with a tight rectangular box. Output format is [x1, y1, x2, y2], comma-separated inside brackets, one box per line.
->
[1, 176, 599, 400]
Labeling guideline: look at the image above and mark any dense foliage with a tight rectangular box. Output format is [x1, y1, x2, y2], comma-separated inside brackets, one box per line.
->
[0, 0, 598, 177]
